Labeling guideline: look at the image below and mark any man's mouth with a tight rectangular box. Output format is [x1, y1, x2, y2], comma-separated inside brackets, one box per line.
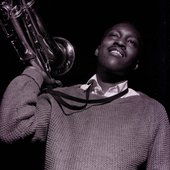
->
[109, 49, 124, 58]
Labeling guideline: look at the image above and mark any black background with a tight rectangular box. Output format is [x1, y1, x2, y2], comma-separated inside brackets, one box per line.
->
[0, 0, 169, 169]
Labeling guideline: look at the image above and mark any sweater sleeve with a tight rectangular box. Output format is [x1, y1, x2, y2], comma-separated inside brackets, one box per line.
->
[147, 103, 170, 170]
[0, 67, 52, 143]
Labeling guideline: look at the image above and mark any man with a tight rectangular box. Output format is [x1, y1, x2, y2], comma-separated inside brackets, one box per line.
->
[0, 22, 170, 170]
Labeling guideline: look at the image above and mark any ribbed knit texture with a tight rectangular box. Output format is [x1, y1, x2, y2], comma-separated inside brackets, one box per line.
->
[0, 67, 170, 170]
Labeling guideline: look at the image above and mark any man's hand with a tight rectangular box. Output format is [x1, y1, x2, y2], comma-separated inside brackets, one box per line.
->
[29, 58, 60, 85]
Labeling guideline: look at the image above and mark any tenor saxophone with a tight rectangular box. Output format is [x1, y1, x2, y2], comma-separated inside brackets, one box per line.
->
[0, 0, 75, 83]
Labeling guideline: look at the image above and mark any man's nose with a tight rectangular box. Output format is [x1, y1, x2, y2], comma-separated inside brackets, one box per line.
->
[114, 38, 126, 49]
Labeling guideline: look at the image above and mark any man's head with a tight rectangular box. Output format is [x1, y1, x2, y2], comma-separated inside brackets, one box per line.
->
[95, 22, 142, 78]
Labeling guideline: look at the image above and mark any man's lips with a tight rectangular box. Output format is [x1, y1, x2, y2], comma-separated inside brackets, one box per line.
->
[108, 47, 125, 58]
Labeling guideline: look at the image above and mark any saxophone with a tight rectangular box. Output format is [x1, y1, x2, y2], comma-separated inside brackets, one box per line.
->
[0, 0, 75, 83]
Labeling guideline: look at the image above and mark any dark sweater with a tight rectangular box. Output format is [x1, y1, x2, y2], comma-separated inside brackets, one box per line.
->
[0, 67, 170, 170]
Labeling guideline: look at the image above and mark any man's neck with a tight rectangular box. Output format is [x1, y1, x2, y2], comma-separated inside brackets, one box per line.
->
[96, 73, 127, 93]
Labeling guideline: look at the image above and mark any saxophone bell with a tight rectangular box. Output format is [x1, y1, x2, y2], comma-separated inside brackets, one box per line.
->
[50, 37, 75, 77]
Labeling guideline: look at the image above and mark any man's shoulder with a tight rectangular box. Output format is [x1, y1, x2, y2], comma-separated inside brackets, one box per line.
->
[136, 90, 166, 111]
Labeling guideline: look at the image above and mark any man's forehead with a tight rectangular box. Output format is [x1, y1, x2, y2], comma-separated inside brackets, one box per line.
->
[110, 23, 140, 37]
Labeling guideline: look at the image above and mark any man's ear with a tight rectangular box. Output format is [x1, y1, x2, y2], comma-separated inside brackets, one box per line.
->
[133, 60, 140, 70]
[134, 63, 139, 70]
[94, 46, 100, 56]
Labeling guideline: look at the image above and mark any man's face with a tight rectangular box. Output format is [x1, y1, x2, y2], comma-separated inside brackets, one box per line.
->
[96, 23, 140, 75]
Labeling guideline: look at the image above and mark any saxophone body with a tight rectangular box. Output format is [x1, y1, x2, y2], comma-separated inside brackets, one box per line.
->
[0, 0, 75, 81]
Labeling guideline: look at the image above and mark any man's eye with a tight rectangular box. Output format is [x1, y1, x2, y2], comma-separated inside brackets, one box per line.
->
[108, 32, 119, 38]
[128, 40, 138, 47]
[111, 33, 119, 37]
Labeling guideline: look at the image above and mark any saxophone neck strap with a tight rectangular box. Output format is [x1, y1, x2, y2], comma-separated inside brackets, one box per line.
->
[45, 85, 129, 110]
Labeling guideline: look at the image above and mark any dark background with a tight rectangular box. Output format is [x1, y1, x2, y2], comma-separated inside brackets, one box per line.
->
[0, 0, 169, 169]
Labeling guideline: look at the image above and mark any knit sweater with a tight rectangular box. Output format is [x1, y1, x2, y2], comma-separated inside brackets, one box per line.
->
[0, 67, 170, 170]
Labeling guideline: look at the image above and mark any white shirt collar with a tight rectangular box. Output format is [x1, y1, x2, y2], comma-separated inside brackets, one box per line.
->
[80, 74, 139, 97]
[80, 74, 128, 97]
